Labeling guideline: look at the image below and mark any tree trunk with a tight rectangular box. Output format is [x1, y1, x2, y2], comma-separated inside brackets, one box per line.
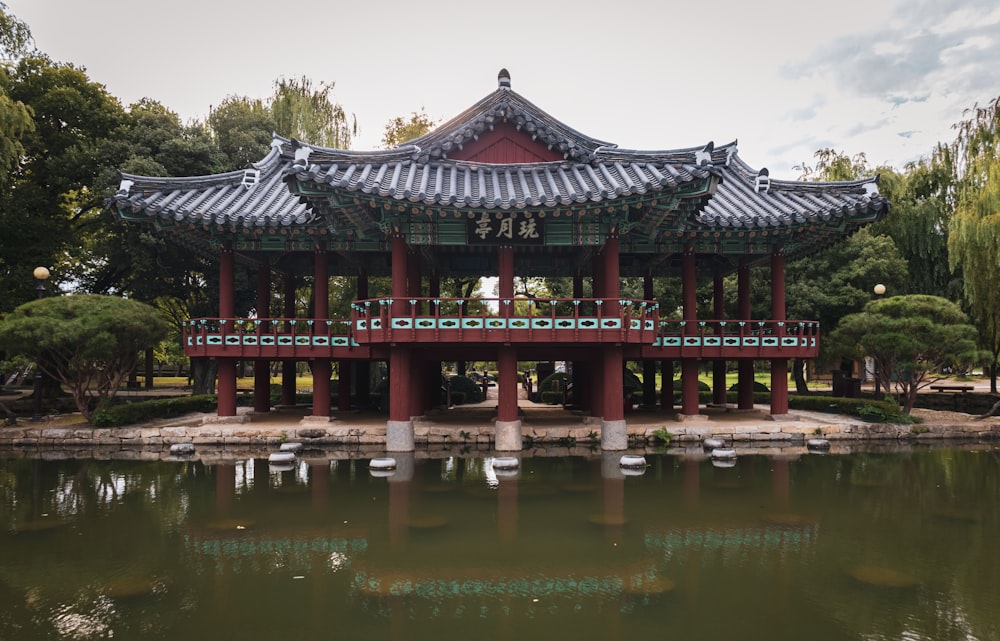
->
[975, 398, 1000, 419]
[991, 362, 997, 394]
[792, 358, 809, 394]
[190, 358, 217, 395]
[457, 361, 467, 377]
[901, 386, 916, 415]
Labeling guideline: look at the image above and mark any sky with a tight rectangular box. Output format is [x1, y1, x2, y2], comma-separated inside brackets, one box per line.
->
[7, 0, 1000, 178]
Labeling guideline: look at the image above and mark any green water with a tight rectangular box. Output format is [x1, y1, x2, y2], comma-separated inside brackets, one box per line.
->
[1, 446, 998, 640]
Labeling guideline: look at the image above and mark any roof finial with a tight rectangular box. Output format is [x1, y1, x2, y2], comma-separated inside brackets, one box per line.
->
[498, 68, 511, 90]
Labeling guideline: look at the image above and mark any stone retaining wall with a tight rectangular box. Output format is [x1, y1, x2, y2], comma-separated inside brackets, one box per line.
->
[1, 417, 996, 454]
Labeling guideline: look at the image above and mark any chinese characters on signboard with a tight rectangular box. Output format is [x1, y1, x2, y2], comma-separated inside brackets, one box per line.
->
[467, 213, 545, 244]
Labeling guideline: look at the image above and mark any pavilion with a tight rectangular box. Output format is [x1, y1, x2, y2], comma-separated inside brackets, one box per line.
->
[108, 69, 889, 451]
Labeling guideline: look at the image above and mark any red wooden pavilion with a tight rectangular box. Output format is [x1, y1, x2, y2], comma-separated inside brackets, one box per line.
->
[109, 69, 888, 451]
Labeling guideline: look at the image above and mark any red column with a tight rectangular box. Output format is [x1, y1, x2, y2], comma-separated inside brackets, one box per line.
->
[642, 271, 656, 406]
[737, 261, 755, 410]
[254, 259, 271, 413]
[311, 247, 331, 417]
[601, 236, 623, 422]
[391, 234, 408, 317]
[217, 243, 237, 416]
[312, 359, 331, 417]
[389, 347, 412, 422]
[338, 360, 351, 411]
[497, 346, 518, 422]
[713, 275, 728, 406]
[770, 250, 789, 415]
[355, 270, 370, 407]
[313, 246, 329, 318]
[660, 360, 673, 409]
[497, 246, 518, 430]
[602, 236, 620, 316]
[219, 242, 235, 318]
[681, 249, 700, 416]
[407, 247, 422, 314]
[498, 245, 514, 314]
[602, 346, 624, 421]
[281, 276, 297, 406]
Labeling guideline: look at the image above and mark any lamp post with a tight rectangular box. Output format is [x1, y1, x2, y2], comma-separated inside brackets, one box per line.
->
[872, 283, 886, 399]
[31, 266, 49, 422]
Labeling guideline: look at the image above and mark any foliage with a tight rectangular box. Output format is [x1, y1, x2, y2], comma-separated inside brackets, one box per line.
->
[381, 109, 438, 149]
[652, 428, 673, 445]
[446, 375, 483, 404]
[90, 394, 217, 427]
[872, 157, 959, 298]
[0, 3, 31, 60]
[829, 295, 983, 413]
[0, 294, 170, 421]
[0, 55, 126, 313]
[786, 394, 911, 423]
[270, 76, 356, 149]
[948, 96, 1000, 392]
[540, 391, 563, 405]
[207, 96, 275, 167]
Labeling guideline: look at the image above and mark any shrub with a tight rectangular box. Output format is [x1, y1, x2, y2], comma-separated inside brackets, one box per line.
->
[447, 375, 483, 403]
[728, 381, 770, 393]
[540, 391, 563, 405]
[787, 394, 913, 423]
[91, 395, 218, 427]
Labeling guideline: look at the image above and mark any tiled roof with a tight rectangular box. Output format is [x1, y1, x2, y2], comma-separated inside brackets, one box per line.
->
[403, 78, 613, 164]
[109, 70, 888, 248]
[286, 139, 718, 209]
[696, 142, 887, 230]
[111, 140, 312, 229]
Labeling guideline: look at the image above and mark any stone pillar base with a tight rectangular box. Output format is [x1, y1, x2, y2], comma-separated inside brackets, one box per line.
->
[601, 418, 628, 451]
[767, 413, 800, 422]
[386, 420, 415, 451]
[495, 420, 523, 451]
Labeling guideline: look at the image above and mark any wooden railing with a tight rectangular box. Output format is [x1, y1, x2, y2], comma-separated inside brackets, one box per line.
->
[179, 307, 820, 359]
[349, 297, 659, 344]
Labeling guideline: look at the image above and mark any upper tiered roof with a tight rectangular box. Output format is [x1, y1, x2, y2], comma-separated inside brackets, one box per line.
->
[108, 69, 889, 270]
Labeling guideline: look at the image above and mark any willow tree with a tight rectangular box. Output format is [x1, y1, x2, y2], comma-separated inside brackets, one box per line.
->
[948, 96, 1000, 392]
[271, 76, 356, 149]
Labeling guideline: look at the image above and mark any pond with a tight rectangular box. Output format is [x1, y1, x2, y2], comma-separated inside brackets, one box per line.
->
[1, 445, 998, 641]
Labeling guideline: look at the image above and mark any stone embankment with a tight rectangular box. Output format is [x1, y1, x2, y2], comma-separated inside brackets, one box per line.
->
[0, 406, 996, 462]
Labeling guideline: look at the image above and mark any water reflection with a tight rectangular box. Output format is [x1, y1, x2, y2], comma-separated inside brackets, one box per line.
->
[1, 445, 998, 640]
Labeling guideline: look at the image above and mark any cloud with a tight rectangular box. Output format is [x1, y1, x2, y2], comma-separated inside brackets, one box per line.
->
[783, 0, 1000, 103]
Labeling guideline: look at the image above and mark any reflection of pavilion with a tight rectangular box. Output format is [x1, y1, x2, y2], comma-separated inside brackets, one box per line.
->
[110, 69, 888, 451]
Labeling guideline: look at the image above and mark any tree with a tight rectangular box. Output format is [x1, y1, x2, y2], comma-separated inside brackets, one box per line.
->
[781, 229, 908, 391]
[872, 156, 959, 299]
[270, 76, 355, 149]
[829, 295, 982, 414]
[207, 96, 275, 167]
[947, 95, 1000, 393]
[780, 150, 910, 391]
[0, 55, 126, 313]
[381, 109, 437, 149]
[0, 294, 170, 422]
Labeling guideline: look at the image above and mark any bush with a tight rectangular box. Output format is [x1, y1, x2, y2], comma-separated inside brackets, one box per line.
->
[450, 391, 466, 405]
[91, 395, 218, 427]
[787, 394, 913, 423]
[728, 381, 770, 393]
[535, 372, 571, 401]
[540, 391, 563, 405]
[447, 375, 483, 403]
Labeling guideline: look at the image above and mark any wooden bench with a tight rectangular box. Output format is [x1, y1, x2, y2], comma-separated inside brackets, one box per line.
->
[929, 384, 974, 393]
